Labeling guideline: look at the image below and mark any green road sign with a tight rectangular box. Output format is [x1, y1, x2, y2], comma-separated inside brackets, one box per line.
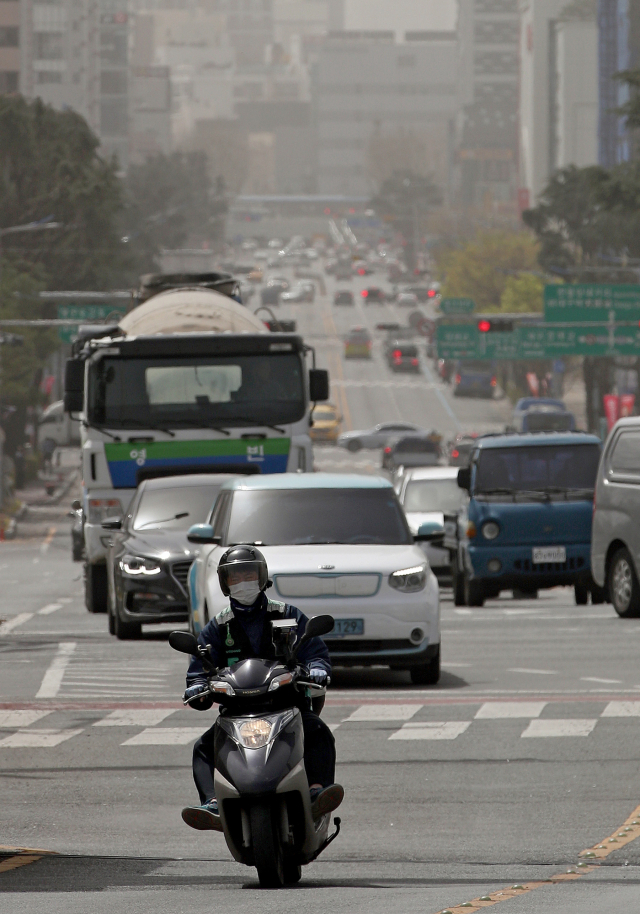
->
[436, 322, 640, 360]
[57, 303, 128, 342]
[440, 298, 475, 316]
[545, 284, 640, 323]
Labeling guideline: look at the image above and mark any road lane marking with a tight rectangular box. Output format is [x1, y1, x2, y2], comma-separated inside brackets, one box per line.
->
[580, 803, 640, 859]
[0, 855, 44, 873]
[343, 704, 421, 722]
[508, 668, 558, 675]
[38, 603, 62, 616]
[35, 642, 76, 699]
[389, 722, 471, 741]
[581, 677, 622, 684]
[0, 710, 52, 728]
[601, 701, 640, 716]
[0, 613, 34, 636]
[40, 527, 57, 554]
[93, 709, 175, 727]
[0, 728, 83, 747]
[521, 719, 597, 738]
[122, 727, 204, 746]
[475, 702, 547, 719]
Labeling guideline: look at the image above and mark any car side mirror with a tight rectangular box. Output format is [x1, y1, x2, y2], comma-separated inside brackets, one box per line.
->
[414, 521, 444, 545]
[169, 631, 199, 655]
[309, 368, 329, 402]
[187, 524, 221, 545]
[101, 518, 122, 530]
[457, 467, 471, 491]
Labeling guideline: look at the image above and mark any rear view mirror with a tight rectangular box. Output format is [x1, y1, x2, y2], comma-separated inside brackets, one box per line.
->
[169, 631, 199, 655]
[309, 368, 329, 402]
[187, 524, 221, 545]
[63, 359, 84, 414]
[414, 521, 444, 544]
[305, 614, 335, 639]
[457, 467, 471, 491]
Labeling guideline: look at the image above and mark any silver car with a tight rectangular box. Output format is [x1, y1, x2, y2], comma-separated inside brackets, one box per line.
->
[338, 422, 423, 453]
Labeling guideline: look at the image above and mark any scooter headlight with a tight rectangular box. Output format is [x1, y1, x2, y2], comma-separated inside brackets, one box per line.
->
[237, 719, 272, 749]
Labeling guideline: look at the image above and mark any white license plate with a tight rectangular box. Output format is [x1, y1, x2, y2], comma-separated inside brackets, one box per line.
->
[327, 619, 364, 637]
[532, 547, 566, 564]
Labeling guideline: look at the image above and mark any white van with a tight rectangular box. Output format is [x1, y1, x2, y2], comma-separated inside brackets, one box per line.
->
[37, 400, 81, 449]
[592, 416, 640, 616]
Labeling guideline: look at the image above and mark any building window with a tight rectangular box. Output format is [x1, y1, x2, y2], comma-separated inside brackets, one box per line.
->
[34, 32, 64, 61]
[101, 70, 128, 94]
[36, 71, 63, 84]
[0, 27, 19, 48]
[0, 71, 18, 92]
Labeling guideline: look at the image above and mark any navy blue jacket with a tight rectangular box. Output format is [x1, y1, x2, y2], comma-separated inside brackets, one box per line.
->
[185, 593, 331, 692]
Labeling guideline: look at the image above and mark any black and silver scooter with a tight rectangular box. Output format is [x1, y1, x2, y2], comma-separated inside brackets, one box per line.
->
[169, 613, 341, 888]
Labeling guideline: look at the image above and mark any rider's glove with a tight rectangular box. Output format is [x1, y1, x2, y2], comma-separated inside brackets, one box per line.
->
[307, 667, 330, 687]
[184, 681, 210, 704]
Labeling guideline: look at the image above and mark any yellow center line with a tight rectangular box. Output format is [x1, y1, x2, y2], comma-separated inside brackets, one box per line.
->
[433, 801, 640, 914]
[320, 303, 353, 432]
[0, 854, 44, 874]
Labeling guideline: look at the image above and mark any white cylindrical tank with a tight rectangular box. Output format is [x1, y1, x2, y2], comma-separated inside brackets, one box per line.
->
[118, 287, 267, 336]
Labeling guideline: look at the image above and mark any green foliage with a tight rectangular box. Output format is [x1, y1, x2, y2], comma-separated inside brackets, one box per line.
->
[615, 68, 640, 131]
[437, 231, 541, 312]
[500, 274, 545, 313]
[0, 95, 128, 290]
[124, 152, 221, 271]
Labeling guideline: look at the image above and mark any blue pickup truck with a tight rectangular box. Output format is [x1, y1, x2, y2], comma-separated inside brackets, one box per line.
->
[444, 432, 603, 607]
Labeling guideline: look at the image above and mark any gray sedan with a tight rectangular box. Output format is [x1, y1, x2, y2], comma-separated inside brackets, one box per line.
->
[337, 422, 424, 453]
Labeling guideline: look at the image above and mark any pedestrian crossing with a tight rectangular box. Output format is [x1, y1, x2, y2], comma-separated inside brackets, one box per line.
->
[1, 701, 640, 749]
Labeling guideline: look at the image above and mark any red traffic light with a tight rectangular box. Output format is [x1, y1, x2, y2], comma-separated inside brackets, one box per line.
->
[478, 320, 491, 333]
[427, 289, 436, 298]
[361, 290, 368, 297]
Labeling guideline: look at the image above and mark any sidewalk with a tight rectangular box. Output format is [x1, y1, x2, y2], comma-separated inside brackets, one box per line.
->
[11, 447, 81, 539]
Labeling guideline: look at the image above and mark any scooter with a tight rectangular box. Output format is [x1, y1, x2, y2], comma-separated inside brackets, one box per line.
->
[169, 613, 341, 888]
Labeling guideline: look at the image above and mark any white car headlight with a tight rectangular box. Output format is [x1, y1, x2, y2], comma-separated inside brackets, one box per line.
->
[120, 554, 162, 576]
[88, 498, 123, 524]
[482, 521, 500, 540]
[389, 563, 427, 593]
[237, 719, 272, 749]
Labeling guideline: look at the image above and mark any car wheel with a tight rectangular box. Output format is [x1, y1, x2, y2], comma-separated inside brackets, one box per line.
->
[409, 646, 440, 685]
[85, 563, 108, 614]
[608, 547, 640, 618]
[452, 556, 465, 606]
[464, 574, 485, 607]
[347, 439, 362, 453]
[574, 582, 589, 606]
[114, 603, 142, 640]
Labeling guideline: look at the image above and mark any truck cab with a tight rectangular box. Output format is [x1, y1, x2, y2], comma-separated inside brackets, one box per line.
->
[445, 433, 602, 607]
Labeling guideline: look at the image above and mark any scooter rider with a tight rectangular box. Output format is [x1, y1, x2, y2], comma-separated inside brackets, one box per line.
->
[181, 544, 344, 830]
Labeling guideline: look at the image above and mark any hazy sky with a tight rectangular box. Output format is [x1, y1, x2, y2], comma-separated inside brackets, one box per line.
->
[343, 0, 458, 35]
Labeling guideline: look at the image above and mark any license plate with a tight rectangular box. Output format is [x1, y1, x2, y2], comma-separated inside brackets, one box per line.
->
[327, 619, 364, 637]
[532, 547, 566, 564]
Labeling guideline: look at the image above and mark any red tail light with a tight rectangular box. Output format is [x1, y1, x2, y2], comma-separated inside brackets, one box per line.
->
[411, 358, 418, 366]
[491, 376, 497, 387]
[361, 290, 368, 297]
[455, 374, 461, 385]
[384, 446, 391, 453]
[358, 267, 365, 275]
[428, 289, 436, 298]
[393, 349, 402, 358]
[451, 449, 459, 458]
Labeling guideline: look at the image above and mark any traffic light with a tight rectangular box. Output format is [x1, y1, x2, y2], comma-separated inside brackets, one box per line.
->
[478, 318, 514, 333]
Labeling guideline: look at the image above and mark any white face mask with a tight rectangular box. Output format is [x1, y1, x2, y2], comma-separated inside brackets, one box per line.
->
[229, 580, 262, 607]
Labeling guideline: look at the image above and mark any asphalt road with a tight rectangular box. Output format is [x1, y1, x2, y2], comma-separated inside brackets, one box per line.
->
[2, 269, 640, 911]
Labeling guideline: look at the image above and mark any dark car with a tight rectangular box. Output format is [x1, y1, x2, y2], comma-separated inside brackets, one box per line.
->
[386, 342, 420, 373]
[334, 289, 354, 306]
[104, 474, 231, 640]
[382, 435, 442, 471]
[452, 360, 497, 399]
[448, 436, 478, 467]
[261, 285, 281, 306]
[361, 287, 385, 304]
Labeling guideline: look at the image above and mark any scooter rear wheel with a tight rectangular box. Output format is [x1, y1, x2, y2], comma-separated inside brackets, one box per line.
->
[250, 803, 285, 888]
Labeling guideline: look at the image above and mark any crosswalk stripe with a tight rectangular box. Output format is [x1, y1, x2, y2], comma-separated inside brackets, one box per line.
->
[0, 710, 52, 729]
[121, 728, 204, 746]
[475, 702, 547, 719]
[343, 704, 421, 722]
[521, 719, 597, 738]
[0, 728, 83, 748]
[601, 701, 640, 717]
[389, 722, 471, 741]
[94, 709, 175, 727]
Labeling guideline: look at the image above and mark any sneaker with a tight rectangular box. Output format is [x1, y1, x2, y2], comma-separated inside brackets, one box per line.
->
[181, 799, 223, 832]
[310, 784, 344, 820]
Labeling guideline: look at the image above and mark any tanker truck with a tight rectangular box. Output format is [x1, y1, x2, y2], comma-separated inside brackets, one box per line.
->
[64, 272, 329, 613]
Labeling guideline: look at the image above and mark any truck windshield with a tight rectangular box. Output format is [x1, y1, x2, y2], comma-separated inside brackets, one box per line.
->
[474, 444, 601, 493]
[88, 353, 305, 429]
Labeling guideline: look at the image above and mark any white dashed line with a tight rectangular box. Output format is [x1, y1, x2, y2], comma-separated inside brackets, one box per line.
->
[35, 642, 76, 699]
[581, 677, 622, 685]
[0, 613, 34, 636]
[38, 604, 62, 616]
[509, 668, 558, 675]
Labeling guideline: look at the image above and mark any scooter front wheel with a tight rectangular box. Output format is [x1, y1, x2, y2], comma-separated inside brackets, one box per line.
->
[250, 802, 285, 888]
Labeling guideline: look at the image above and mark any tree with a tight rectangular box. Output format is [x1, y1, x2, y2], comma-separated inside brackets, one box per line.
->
[437, 231, 541, 312]
[0, 95, 128, 290]
[370, 170, 442, 270]
[615, 68, 640, 132]
[124, 151, 218, 271]
[500, 274, 545, 313]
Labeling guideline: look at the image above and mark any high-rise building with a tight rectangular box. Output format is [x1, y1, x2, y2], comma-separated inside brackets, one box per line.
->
[456, 0, 520, 209]
[0, 0, 20, 94]
[598, 0, 640, 167]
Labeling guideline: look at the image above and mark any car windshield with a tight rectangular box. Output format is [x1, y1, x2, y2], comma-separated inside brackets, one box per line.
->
[225, 489, 412, 545]
[133, 484, 223, 531]
[474, 444, 601, 493]
[404, 479, 465, 513]
[88, 353, 305, 428]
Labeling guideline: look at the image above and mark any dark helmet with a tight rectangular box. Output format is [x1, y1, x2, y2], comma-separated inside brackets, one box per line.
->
[217, 544, 269, 596]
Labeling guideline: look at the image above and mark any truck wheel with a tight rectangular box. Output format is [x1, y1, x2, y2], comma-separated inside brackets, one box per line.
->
[464, 575, 485, 607]
[85, 564, 108, 614]
[409, 646, 440, 685]
[608, 548, 640, 618]
[347, 439, 362, 453]
[590, 583, 607, 605]
[574, 582, 589, 605]
[250, 802, 285, 888]
[452, 557, 465, 606]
